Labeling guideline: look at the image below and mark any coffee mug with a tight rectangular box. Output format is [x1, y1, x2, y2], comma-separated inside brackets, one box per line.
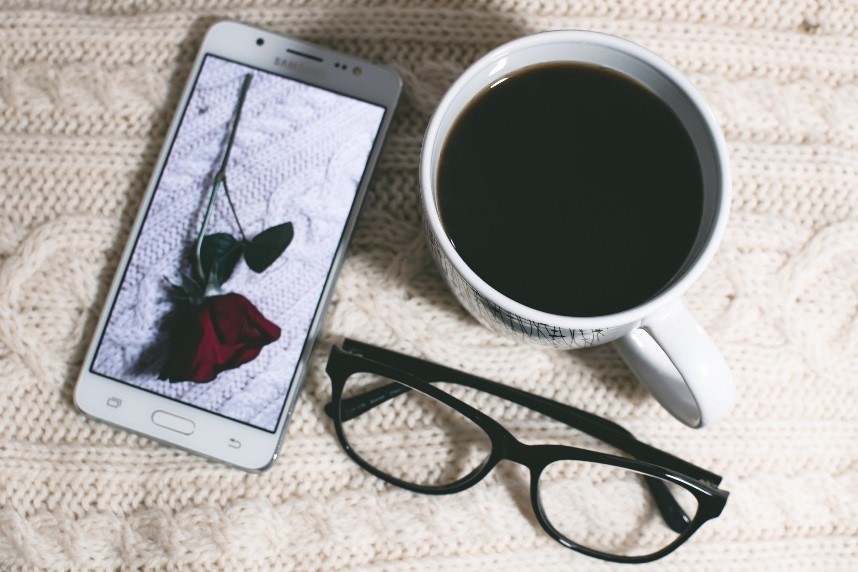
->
[420, 30, 734, 428]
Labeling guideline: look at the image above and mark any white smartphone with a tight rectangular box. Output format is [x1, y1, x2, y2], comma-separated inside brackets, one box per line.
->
[74, 21, 401, 471]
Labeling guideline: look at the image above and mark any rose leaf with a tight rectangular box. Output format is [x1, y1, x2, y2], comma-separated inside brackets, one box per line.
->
[244, 222, 294, 273]
[179, 272, 206, 305]
[200, 233, 243, 285]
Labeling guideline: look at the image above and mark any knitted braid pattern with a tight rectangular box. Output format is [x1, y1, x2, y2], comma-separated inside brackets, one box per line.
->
[0, 1, 856, 570]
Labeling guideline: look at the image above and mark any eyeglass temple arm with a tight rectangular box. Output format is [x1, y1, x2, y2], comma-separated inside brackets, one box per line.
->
[326, 350, 695, 533]
[331, 341, 721, 533]
[326, 377, 691, 531]
[339, 339, 721, 486]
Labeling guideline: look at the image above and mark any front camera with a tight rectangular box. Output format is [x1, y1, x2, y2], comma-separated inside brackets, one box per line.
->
[256, 38, 264, 46]
[353, 66, 362, 77]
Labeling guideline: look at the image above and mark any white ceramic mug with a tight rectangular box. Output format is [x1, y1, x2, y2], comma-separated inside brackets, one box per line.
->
[420, 30, 734, 428]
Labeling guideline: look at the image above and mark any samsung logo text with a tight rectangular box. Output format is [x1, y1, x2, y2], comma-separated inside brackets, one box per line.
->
[274, 57, 326, 80]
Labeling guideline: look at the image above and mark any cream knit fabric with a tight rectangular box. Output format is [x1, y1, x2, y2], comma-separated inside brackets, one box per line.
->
[0, 1, 856, 570]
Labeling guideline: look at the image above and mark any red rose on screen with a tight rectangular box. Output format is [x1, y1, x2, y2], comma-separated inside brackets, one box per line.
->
[159, 293, 281, 383]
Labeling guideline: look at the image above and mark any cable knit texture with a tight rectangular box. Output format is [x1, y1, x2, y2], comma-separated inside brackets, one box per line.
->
[0, 1, 856, 570]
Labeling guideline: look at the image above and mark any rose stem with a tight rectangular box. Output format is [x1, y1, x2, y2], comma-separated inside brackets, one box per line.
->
[194, 73, 253, 280]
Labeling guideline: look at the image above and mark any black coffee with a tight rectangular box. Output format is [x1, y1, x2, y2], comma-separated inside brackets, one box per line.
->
[438, 63, 703, 317]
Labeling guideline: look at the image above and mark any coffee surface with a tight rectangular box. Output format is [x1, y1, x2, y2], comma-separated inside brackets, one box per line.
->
[438, 63, 703, 317]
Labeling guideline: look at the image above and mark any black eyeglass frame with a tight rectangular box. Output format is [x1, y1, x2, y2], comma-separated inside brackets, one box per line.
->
[324, 339, 729, 564]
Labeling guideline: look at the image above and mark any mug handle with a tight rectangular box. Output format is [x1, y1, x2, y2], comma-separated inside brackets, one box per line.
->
[612, 298, 735, 428]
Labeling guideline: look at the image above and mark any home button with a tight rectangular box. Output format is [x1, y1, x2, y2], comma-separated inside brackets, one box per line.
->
[151, 410, 195, 435]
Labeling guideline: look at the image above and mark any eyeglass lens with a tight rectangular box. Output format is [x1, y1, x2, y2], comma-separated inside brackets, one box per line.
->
[538, 461, 699, 556]
[340, 371, 492, 487]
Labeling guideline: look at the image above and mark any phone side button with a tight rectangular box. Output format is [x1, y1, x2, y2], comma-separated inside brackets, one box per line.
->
[151, 410, 196, 435]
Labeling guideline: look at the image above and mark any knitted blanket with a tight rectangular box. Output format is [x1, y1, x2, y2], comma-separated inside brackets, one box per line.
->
[0, 1, 855, 570]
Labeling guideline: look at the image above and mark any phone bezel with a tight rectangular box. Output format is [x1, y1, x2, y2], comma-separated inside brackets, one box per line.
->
[73, 21, 402, 471]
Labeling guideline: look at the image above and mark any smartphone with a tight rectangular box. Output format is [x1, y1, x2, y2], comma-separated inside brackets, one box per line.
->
[74, 21, 401, 471]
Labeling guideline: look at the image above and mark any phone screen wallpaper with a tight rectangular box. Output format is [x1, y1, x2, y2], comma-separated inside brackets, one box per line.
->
[91, 55, 385, 431]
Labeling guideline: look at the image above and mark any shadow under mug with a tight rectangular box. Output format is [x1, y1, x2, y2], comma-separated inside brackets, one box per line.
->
[420, 30, 734, 428]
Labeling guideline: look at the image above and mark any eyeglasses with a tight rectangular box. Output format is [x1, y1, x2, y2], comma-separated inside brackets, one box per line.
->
[323, 339, 729, 563]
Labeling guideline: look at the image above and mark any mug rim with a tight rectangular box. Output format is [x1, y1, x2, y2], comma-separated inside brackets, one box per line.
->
[420, 29, 731, 330]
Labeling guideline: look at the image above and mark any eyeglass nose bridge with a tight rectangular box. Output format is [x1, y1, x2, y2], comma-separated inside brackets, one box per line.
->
[496, 434, 546, 470]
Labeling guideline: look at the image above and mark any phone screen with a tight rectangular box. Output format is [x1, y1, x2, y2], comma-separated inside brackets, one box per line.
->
[90, 54, 386, 432]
